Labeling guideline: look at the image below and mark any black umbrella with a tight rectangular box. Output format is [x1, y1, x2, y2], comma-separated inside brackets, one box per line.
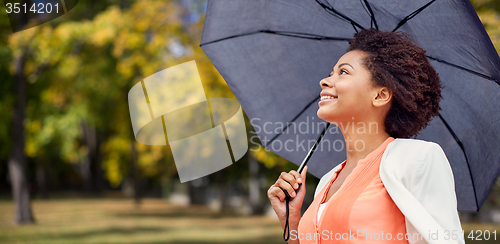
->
[200, 0, 500, 214]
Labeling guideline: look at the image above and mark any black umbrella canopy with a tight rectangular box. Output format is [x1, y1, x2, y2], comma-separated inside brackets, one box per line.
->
[200, 0, 500, 212]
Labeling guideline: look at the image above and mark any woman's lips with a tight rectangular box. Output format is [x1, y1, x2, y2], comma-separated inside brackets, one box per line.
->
[318, 96, 337, 105]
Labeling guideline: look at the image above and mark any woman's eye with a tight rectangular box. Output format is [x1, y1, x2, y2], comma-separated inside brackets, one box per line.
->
[340, 69, 348, 75]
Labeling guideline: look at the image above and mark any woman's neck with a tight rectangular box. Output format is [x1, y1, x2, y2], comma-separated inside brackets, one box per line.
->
[339, 122, 390, 169]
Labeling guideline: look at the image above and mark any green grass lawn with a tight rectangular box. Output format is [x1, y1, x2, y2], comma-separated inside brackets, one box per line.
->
[0, 196, 498, 244]
[0, 196, 284, 244]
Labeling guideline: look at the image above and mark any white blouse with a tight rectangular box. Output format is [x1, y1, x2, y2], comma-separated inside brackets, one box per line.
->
[316, 202, 327, 225]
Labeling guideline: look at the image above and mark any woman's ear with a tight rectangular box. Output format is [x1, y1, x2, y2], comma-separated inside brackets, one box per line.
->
[373, 87, 392, 107]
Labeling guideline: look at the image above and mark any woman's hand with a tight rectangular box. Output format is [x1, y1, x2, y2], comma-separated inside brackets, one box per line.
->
[267, 166, 308, 229]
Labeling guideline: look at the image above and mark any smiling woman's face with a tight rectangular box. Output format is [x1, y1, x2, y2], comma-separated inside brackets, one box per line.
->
[317, 49, 384, 124]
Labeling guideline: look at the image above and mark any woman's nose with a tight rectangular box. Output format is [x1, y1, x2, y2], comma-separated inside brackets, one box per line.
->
[320, 78, 333, 88]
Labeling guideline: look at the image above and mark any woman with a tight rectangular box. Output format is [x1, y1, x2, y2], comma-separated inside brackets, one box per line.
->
[267, 29, 464, 244]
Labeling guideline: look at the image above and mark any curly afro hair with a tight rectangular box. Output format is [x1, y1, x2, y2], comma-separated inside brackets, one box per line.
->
[346, 28, 443, 138]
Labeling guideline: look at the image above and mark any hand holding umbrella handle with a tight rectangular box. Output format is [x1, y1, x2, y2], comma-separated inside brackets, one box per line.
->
[281, 123, 330, 241]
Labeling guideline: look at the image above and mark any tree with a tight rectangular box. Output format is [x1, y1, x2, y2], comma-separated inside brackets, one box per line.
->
[4, 0, 139, 223]
[6, 3, 35, 225]
[8, 50, 35, 224]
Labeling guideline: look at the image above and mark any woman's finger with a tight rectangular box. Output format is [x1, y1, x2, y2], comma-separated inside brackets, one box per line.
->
[288, 170, 302, 184]
[269, 185, 286, 201]
[277, 178, 296, 198]
[280, 172, 298, 189]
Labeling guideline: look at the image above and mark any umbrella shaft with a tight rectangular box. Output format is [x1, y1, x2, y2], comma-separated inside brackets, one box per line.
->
[297, 123, 331, 174]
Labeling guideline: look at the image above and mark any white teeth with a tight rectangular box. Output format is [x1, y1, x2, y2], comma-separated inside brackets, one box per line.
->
[321, 95, 336, 100]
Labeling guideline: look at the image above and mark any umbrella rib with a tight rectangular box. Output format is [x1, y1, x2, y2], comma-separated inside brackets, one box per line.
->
[427, 55, 499, 84]
[438, 113, 479, 211]
[392, 0, 437, 32]
[264, 96, 319, 148]
[261, 30, 352, 41]
[315, 0, 365, 30]
[362, 0, 378, 30]
[200, 30, 351, 47]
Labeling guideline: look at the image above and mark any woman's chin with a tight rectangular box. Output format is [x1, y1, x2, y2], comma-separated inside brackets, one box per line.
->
[317, 110, 338, 124]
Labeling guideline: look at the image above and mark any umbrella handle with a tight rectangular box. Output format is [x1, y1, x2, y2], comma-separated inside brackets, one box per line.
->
[280, 122, 330, 241]
[280, 185, 301, 241]
[280, 183, 305, 241]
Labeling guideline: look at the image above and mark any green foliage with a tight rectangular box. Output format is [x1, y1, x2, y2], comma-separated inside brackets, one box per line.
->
[0, 3, 14, 159]
[3, 0, 245, 188]
[471, 0, 500, 53]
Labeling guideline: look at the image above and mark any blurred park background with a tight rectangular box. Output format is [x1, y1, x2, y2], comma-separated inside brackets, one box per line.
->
[0, 0, 500, 243]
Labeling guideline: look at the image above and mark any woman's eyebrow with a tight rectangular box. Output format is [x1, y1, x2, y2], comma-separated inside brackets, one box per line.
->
[338, 63, 354, 70]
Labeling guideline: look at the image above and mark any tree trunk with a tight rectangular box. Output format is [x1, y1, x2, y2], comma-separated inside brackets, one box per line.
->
[79, 156, 92, 192]
[79, 121, 96, 192]
[130, 140, 141, 206]
[8, 53, 35, 224]
[215, 170, 229, 212]
[188, 181, 197, 204]
[248, 154, 263, 215]
[92, 143, 104, 194]
[36, 160, 48, 199]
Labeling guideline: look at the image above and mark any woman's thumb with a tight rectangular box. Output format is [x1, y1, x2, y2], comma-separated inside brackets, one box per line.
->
[301, 166, 307, 183]
[295, 166, 308, 199]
